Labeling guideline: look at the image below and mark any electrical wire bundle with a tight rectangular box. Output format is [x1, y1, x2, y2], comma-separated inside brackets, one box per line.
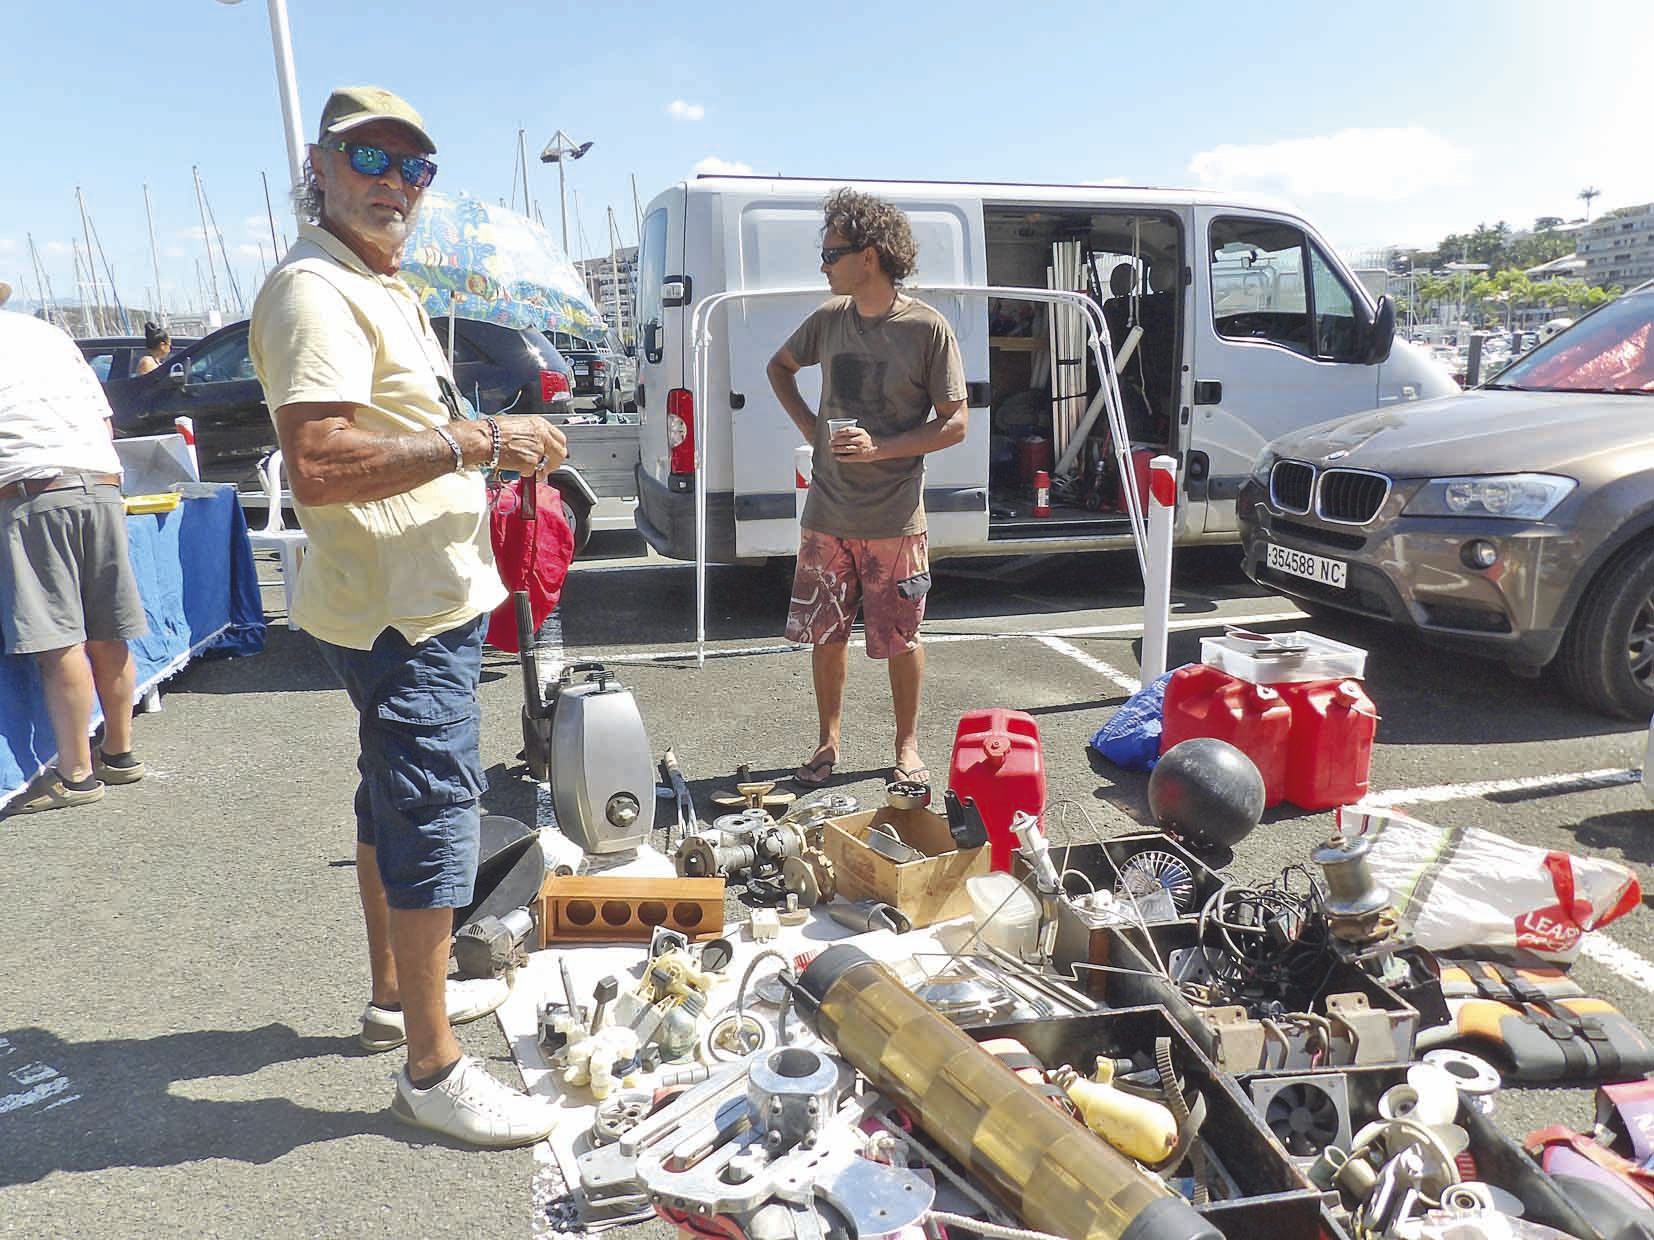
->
[1192, 865, 1337, 1012]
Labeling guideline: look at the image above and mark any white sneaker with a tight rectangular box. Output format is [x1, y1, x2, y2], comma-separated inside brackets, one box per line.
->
[391, 1055, 556, 1148]
[359, 976, 511, 1052]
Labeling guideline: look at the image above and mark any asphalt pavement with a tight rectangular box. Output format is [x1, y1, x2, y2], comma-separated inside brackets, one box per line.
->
[3, 528, 1650, 1238]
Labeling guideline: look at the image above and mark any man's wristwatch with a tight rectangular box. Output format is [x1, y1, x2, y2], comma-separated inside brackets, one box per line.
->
[433, 424, 465, 473]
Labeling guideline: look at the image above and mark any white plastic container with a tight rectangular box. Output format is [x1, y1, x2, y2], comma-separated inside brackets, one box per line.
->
[966, 872, 1041, 959]
[1199, 629, 1367, 684]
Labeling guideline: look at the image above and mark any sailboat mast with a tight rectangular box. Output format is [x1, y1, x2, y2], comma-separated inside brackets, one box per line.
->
[631, 174, 643, 248]
[75, 187, 106, 335]
[87, 212, 131, 334]
[198, 172, 244, 313]
[144, 185, 167, 328]
[193, 165, 224, 316]
[261, 172, 282, 257]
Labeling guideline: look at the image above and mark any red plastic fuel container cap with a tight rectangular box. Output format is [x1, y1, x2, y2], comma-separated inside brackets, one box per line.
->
[981, 734, 1011, 766]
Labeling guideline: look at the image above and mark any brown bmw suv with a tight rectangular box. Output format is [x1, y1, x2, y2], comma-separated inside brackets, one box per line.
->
[1238, 282, 1654, 718]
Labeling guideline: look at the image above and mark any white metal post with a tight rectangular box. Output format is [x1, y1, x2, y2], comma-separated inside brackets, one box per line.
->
[1141, 455, 1179, 680]
[265, 0, 306, 219]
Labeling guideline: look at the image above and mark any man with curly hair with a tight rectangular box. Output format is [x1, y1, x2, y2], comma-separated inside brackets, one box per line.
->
[767, 189, 968, 790]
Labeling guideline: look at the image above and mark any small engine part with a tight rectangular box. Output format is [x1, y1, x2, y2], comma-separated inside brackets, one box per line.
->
[777, 893, 810, 926]
[825, 900, 911, 935]
[649, 925, 690, 958]
[704, 1010, 773, 1062]
[699, 937, 735, 973]
[1422, 1049, 1501, 1113]
[1115, 850, 1197, 915]
[782, 793, 858, 830]
[750, 908, 780, 941]
[885, 779, 931, 810]
[780, 850, 836, 907]
[452, 905, 535, 979]
[591, 1091, 653, 1145]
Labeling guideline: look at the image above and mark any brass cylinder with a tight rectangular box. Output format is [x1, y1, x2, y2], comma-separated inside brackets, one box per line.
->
[794, 946, 1220, 1240]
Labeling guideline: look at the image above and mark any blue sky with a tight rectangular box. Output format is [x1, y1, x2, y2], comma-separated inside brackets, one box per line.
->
[5, 0, 1652, 321]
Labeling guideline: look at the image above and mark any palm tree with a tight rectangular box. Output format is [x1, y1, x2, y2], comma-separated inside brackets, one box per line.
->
[1579, 187, 1601, 221]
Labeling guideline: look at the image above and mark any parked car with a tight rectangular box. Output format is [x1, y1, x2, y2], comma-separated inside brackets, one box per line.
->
[101, 317, 574, 490]
[76, 335, 198, 382]
[553, 336, 626, 415]
[1237, 281, 1654, 717]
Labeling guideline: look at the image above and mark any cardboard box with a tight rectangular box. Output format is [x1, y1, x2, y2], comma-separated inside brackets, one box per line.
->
[822, 806, 990, 927]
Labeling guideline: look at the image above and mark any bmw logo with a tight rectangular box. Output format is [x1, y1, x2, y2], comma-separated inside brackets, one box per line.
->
[1325, 449, 1349, 462]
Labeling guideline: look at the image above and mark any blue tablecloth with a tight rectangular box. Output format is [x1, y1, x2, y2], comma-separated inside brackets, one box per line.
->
[0, 486, 266, 805]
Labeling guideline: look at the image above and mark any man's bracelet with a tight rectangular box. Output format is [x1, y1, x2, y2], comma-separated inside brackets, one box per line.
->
[433, 424, 465, 473]
[482, 416, 502, 472]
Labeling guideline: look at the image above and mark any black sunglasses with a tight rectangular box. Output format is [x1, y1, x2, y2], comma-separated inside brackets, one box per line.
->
[821, 243, 869, 266]
[325, 139, 438, 189]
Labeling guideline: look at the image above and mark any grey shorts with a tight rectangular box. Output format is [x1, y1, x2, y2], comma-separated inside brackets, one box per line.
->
[0, 483, 147, 655]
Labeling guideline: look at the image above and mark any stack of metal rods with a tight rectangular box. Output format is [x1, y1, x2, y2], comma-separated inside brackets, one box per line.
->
[1046, 240, 1086, 466]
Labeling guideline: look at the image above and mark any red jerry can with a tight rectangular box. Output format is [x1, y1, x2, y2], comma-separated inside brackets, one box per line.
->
[948, 708, 1046, 871]
[1160, 663, 1291, 808]
[1278, 679, 1378, 811]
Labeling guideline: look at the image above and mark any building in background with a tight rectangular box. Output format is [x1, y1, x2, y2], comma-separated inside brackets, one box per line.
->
[1577, 204, 1654, 288]
[575, 245, 637, 347]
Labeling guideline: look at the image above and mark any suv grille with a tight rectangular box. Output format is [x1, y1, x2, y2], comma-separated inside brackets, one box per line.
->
[1270, 460, 1314, 513]
[1318, 469, 1390, 524]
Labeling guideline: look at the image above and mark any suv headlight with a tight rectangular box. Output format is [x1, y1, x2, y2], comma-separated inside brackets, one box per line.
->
[1403, 473, 1576, 519]
[1250, 450, 1277, 485]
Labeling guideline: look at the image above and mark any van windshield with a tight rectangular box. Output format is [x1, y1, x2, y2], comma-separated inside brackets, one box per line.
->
[1490, 291, 1654, 393]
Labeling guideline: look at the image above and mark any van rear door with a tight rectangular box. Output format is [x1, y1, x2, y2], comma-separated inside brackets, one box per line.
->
[719, 190, 988, 558]
[1189, 209, 1381, 534]
[634, 187, 686, 491]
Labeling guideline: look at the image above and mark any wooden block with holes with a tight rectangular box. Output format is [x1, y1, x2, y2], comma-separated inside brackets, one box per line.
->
[535, 875, 726, 947]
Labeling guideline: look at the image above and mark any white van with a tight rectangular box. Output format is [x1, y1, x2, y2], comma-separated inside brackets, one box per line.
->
[631, 175, 1457, 563]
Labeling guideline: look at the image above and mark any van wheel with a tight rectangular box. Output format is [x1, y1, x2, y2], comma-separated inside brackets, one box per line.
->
[561, 494, 593, 556]
[1555, 540, 1654, 718]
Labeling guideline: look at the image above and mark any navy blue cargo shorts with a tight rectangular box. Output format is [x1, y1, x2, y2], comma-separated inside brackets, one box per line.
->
[314, 614, 488, 910]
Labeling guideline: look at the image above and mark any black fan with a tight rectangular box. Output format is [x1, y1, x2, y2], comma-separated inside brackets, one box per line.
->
[1262, 1082, 1343, 1157]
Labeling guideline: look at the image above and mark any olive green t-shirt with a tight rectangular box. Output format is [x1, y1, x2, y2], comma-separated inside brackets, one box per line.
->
[785, 294, 967, 540]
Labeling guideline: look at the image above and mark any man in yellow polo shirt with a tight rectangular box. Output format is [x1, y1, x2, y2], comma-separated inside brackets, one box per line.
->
[251, 86, 566, 1148]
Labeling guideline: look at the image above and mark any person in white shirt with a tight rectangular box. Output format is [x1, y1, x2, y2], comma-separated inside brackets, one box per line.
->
[0, 281, 148, 813]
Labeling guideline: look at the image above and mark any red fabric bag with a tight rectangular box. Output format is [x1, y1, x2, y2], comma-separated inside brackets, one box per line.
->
[485, 478, 575, 653]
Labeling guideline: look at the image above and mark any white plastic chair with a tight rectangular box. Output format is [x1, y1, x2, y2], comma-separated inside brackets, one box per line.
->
[247, 451, 308, 630]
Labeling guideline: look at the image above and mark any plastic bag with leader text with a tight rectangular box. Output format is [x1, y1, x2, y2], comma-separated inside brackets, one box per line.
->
[1344, 804, 1641, 964]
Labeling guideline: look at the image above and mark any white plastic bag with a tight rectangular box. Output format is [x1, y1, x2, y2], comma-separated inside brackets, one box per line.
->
[1343, 805, 1642, 963]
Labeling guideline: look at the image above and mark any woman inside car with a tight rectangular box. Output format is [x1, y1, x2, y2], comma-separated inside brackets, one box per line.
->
[135, 322, 170, 376]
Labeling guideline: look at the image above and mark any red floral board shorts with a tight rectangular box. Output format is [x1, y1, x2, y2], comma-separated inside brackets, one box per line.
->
[786, 529, 931, 659]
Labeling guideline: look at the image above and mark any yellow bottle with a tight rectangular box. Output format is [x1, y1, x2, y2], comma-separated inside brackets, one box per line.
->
[1055, 1057, 1180, 1165]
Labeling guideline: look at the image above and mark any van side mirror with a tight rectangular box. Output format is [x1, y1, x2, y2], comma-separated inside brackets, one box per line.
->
[1363, 295, 1396, 366]
[643, 321, 663, 365]
[167, 362, 187, 387]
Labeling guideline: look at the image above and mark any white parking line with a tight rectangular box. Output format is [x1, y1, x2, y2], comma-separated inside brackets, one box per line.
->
[1362, 768, 1640, 808]
[1581, 934, 1654, 991]
[1034, 635, 1141, 695]
[574, 607, 1307, 667]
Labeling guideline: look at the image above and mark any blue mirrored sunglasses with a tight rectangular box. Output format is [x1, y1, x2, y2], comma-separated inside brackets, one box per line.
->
[325, 139, 437, 189]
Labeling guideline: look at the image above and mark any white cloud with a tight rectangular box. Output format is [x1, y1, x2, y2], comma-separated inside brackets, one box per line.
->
[243, 214, 273, 237]
[1188, 127, 1470, 203]
[164, 246, 186, 259]
[236, 244, 262, 258]
[176, 226, 208, 242]
[666, 99, 706, 122]
[44, 240, 71, 255]
[693, 156, 753, 176]
[0, 238, 17, 253]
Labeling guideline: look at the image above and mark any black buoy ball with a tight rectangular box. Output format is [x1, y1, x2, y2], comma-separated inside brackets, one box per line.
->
[1148, 738, 1265, 849]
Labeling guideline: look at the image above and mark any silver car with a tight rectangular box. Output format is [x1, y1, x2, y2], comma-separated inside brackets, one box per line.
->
[1237, 282, 1654, 718]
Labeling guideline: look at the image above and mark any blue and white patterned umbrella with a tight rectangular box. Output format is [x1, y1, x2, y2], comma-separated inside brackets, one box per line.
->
[400, 191, 606, 336]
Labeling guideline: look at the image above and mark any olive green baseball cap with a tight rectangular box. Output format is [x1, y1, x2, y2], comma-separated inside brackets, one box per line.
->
[317, 86, 436, 154]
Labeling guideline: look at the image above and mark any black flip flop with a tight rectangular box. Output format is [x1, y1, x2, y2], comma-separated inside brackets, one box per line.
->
[791, 757, 837, 787]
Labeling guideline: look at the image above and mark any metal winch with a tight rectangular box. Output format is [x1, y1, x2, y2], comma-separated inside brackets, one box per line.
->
[1312, 831, 1398, 944]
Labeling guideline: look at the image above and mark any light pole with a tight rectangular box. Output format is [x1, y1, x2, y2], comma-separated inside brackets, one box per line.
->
[539, 130, 594, 256]
[216, 0, 306, 227]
